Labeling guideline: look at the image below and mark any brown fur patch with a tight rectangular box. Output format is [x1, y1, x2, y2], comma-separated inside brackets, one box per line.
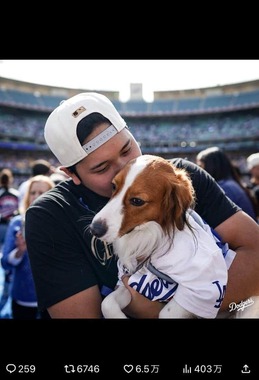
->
[112, 155, 195, 237]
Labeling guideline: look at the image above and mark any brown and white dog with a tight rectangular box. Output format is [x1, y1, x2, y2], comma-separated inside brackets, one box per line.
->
[90, 155, 259, 319]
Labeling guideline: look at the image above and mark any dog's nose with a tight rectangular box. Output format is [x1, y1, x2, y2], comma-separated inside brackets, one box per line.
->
[90, 220, 108, 238]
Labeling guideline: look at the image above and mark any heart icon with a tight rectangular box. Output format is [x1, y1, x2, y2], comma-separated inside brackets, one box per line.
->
[123, 365, 134, 373]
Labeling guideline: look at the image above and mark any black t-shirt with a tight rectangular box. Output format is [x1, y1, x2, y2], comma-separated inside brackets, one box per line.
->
[26, 158, 240, 312]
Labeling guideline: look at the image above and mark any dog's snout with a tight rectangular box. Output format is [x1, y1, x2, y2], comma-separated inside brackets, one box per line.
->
[90, 219, 108, 238]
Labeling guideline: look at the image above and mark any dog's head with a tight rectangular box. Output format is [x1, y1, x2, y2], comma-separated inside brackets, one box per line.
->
[90, 154, 195, 243]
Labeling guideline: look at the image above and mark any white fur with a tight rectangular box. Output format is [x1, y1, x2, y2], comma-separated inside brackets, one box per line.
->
[101, 286, 132, 319]
[113, 221, 169, 274]
[91, 159, 147, 243]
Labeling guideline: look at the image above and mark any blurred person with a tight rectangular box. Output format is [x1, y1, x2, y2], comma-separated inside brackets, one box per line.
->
[1, 175, 55, 319]
[18, 159, 53, 209]
[25, 92, 259, 319]
[0, 168, 19, 244]
[246, 153, 259, 216]
[50, 167, 69, 186]
[0, 168, 19, 315]
[0, 268, 12, 317]
[247, 153, 259, 188]
[196, 146, 257, 222]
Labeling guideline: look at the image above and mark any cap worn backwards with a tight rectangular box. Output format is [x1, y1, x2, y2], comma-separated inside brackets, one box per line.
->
[44, 92, 126, 167]
[247, 153, 259, 170]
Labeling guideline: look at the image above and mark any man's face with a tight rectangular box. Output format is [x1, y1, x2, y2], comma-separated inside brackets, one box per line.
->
[66, 124, 142, 198]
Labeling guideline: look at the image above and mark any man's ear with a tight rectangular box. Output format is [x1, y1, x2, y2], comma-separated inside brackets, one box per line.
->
[60, 167, 81, 185]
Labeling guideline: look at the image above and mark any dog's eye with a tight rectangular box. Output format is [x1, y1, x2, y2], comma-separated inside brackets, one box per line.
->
[111, 183, 116, 192]
[130, 198, 145, 206]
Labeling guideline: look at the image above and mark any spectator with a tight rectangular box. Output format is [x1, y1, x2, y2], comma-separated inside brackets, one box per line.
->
[18, 159, 53, 209]
[0, 168, 19, 317]
[246, 153, 259, 215]
[0, 168, 19, 245]
[196, 147, 258, 222]
[1, 175, 55, 319]
[50, 167, 69, 185]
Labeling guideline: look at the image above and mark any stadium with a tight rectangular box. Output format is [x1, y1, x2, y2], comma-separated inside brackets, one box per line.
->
[1, 73, 259, 368]
[0, 76, 259, 188]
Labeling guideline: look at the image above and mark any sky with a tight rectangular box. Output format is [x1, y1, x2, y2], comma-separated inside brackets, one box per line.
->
[0, 60, 259, 101]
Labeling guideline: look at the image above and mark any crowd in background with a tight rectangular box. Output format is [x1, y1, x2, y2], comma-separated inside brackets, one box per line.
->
[0, 160, 68, 318]
[1, 108, 259, 146]
[0, 107, 259, 189]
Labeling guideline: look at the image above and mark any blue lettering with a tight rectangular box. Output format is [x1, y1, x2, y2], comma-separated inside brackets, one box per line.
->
[130, 275, 147, 293]
[213, 280, 226, 308]
[130, 275, 178, 301]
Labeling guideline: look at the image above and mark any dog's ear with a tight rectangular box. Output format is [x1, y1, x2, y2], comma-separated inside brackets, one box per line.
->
[162, 168, 195, 232]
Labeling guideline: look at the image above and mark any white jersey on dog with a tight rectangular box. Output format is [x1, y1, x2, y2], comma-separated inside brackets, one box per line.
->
[117, 211, 234, 319]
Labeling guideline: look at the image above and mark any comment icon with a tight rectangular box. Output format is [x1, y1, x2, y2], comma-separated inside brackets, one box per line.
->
[6, 364, 16, 373]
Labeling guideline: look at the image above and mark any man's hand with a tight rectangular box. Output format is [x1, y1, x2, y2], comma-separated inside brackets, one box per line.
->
[121, 275, 164, 318]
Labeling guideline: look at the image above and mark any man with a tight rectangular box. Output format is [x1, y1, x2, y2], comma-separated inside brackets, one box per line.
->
[247, 152, 259, 220]
[26, 92, 259, 318]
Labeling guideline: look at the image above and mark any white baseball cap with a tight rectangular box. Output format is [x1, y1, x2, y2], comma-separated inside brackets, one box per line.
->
[247, 153, 259, 170]
[44, 92, 126, 167]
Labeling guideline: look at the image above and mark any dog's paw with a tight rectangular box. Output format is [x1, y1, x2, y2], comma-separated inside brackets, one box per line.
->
[102, 310, 128, 319]
[101, 299, 128, 319]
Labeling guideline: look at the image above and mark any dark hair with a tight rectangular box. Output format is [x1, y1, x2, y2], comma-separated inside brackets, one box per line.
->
[68, 113, 110, 175]
[76, 113, 110, 145]
[196, 147, 237, 182]
[31, 159, 51, 176]
[197, 146, 259, 216]
[0, 168, 13, 189]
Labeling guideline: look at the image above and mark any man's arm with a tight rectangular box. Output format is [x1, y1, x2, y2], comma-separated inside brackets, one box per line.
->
[47, 286, 103, 318]
[120, 277, 164, 318]
[215, 211, 259, 311]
